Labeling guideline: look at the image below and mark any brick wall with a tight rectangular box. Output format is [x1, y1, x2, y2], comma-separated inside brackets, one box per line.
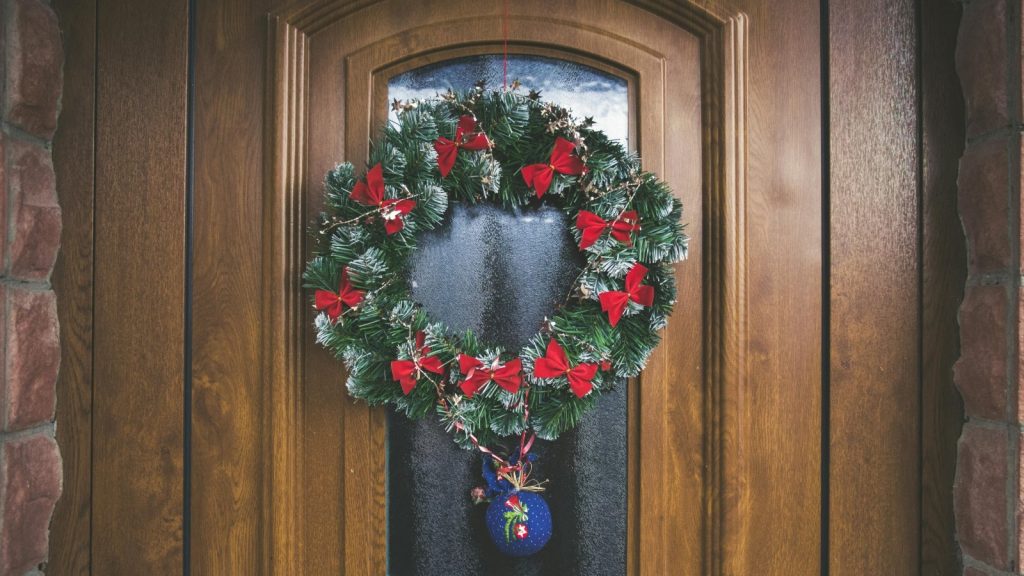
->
[954, 0, 1024, 573]
[0, 0, 62, 575]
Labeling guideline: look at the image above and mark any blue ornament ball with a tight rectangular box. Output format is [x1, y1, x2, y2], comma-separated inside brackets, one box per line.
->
[484, 491, 552, 557]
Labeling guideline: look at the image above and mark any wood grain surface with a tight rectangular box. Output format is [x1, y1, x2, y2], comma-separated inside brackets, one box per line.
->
[829, 0, 922, 573]
[49, 0, 96, 572]
[694, 0, 825, 572]
[191, 0, 273, 573]
[91, 0, 188, 573]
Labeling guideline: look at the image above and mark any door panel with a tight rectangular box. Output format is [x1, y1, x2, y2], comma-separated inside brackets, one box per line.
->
[276, 2, 711, 573]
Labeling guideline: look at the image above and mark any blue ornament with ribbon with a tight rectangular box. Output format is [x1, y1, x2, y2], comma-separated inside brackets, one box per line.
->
[480, 446, 552, 557]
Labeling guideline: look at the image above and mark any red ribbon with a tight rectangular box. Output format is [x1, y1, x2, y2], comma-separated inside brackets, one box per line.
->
[440, 388, 536, 487]
[314, 267, 364, 321]
[575, 209, 640, 250]
[434, 116, 491, 177]
[443, 399, 504, 465]
[390, 331, 445, 395]
[533, 339, 598, 398]
[521, 136, 586, 198]
[516, 388, 535, 459]
[598, 263, 655, 327]
[349, 163, 416, 235]
[458, 354, 523, 396]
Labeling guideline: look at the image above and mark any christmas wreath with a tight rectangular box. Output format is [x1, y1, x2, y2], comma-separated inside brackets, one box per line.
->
[303, 85, 686, 555]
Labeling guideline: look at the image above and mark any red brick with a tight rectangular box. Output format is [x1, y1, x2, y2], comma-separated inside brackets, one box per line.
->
[955, 425, 1009, 570]
[0, 134, 5, 273]
[963, 568, 987, 576]
[4, 288, 58, 430]
[4, 0, 62, 139]
[1019, 434, 1024, 569]
[0, 285, 5, 425]
[958, 138, 1011, 274]
[956, 0, 1010, 138]
[8, 139, 60, 281]
[954, 284, 1009, 420]
[0, 434, 61, 576]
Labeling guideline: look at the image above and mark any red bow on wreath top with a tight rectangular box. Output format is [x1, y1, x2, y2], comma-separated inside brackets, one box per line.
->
[458, 355, 523, 397]
[599, 262, 655, 327]
[434, 115, 491, 178]
[533, 339, 599, 398]
[390, 331, 445, 395]
[350, 163, 416, 235]
[575, 210, 641, 250]
[521, 136, 587, 198]
[314, 267, 364, 321]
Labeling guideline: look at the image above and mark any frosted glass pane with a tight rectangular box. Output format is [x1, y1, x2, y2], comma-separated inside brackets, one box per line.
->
[387, 54, 628, 145]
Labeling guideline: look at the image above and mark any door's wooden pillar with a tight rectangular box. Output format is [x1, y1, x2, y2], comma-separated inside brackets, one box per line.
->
[92, 1, 189, 573]
[829, 0, 921, 571]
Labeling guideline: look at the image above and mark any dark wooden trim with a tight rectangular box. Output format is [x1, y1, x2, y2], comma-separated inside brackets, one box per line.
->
[919, 0, 966, 573]
[183, 0, 197, 571]
[820, 0, 832, 570]
[50, 0, 97, 572]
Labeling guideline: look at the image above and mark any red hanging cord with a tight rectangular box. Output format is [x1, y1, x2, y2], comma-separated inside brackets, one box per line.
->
[502, 0, 509, 89]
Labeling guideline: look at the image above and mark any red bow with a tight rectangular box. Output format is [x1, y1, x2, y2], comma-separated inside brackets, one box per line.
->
[314, 267, 364, 321]
[521, 136, 586, 198]
[350, 163, 416, 235]
[533, 339, 599, 398]
[458, 355, 523, 396]
[575, 210, 640, 250]
[434, 115, 491, 177]
[390, 331, 445, 395]
[598, 263, 655, 327]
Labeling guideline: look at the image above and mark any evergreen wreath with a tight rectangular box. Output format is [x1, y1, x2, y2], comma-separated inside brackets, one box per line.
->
[303, 86, 687, 453]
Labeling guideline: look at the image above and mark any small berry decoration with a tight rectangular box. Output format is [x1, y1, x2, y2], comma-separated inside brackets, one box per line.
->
[304, 85, 688, 557]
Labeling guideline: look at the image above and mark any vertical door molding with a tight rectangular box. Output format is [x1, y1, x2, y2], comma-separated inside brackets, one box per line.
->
[265, 16, 308, 576]
[716, 14, 749, 574]
[264, 2, 749, 573]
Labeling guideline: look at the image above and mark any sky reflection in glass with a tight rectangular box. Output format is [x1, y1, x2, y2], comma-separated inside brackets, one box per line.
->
[387, 54, 628, 145]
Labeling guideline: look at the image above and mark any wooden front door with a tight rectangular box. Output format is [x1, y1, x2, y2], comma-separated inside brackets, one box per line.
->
[260, 3, 757, 573]
[50, 0, 965, 574]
